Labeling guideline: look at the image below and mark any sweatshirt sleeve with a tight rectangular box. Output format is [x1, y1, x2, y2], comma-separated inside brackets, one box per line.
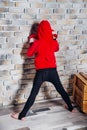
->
[52, 40, 59, 52]
[26, 41, 38, 57]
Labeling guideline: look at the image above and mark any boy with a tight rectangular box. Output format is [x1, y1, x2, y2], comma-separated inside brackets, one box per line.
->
[11, 20, 74, 120]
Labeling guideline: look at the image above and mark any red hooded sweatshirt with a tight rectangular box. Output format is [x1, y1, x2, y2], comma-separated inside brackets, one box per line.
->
[27, 20, 59, 70]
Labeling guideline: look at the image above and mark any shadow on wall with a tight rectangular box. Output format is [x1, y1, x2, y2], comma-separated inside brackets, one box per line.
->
[11, 22, 38, 106]
[67, 74, 75, 102]
[12, 41, 35, 106]
[11, 22, 54, 107]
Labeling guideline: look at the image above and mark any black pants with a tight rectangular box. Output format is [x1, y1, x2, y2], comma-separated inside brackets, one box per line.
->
[18, 68, 73, 119]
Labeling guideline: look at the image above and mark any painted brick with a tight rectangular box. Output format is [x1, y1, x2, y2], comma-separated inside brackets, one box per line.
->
[53, 9, 66, 14]
[45, 3, 58, 8]
[0, 7, 9, 13]
[5, 14, 21, 19]
[9, 7, 24, 13]
[0, 20, 12, 25]
[56, 0, 69, 3]
[83, 0, 87, 2]
[7, 37, 22, 44]
[0, 32, 14, 37]
[44, 0, 56, 2]
[0, 37, 6, 43]
[4, 26, 19, 31]
[0, 1, 15, 7]
[0, 13, 5, 18]
[59, 3, 73, 8]
[68, 0, 83, 3]
[31, 2, 44, 8]
[15, 2, 30, 7]
[40, 8, 53, 14]
[12, 20, 27, 26]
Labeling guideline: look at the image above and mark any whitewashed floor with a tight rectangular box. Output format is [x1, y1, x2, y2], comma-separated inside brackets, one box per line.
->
[0, 99, 87, 130]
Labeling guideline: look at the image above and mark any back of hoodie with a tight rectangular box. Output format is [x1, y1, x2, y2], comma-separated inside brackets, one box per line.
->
[27, 20, 59, 70]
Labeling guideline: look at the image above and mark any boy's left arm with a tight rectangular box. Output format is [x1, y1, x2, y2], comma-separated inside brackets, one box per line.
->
[26, 41, 38, 57]
[53, 40, 59, 52]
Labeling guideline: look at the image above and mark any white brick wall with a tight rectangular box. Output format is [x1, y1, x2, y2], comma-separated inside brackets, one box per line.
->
[0, 0, 87, 106]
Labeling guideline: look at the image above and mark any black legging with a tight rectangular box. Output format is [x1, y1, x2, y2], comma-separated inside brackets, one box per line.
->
[18, 68, 73, 119]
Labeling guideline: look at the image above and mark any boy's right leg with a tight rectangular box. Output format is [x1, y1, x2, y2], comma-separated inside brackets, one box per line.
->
[18, 71, 44, 120]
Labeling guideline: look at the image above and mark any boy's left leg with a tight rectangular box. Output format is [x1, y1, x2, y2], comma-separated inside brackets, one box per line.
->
[49, 69, 73, 111]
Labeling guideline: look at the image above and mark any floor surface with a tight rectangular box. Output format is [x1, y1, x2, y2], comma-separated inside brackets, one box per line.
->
[0, 99, 87, 130]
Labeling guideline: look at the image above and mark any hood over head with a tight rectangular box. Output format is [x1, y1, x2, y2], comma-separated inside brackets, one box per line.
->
[38, 20, 53, 41]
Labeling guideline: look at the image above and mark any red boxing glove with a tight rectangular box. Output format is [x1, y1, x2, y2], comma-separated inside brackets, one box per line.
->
[52, 30, 58, 40]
